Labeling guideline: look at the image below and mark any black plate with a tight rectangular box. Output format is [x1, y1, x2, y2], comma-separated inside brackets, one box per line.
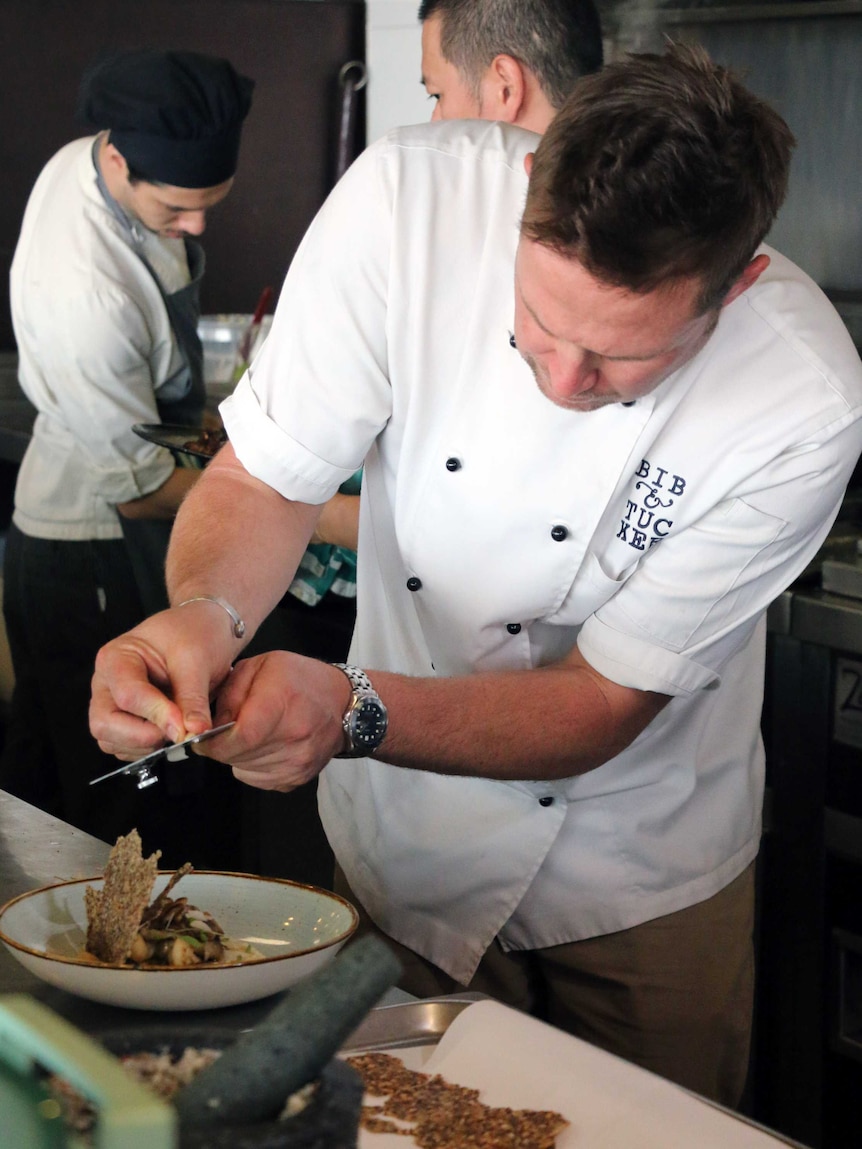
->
[132, 423, 226, 464]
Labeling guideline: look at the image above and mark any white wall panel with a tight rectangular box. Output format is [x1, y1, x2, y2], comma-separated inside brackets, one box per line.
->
[366, 0, 430, 143]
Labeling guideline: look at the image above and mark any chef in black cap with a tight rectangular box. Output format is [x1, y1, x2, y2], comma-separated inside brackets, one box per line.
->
[2, 49, 254, 863]
[81, 49, 253, 194]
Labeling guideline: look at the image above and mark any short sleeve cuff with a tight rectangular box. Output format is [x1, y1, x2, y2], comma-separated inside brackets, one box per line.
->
[577, 615, 719, 696]
[221, 377, 359, 505]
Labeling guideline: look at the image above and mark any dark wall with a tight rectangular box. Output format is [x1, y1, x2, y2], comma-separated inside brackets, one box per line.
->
[0, 0, 365, 350]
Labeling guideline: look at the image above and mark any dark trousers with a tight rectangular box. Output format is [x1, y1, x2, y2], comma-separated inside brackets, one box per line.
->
[0, 524, 243, 869]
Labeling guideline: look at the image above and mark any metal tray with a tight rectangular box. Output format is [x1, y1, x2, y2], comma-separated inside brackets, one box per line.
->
[341, 992, 485, 1053]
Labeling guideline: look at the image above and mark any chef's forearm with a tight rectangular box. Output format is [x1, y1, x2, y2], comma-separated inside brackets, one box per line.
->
[165, 443, 319, 638]
[368, 654, 669, 781]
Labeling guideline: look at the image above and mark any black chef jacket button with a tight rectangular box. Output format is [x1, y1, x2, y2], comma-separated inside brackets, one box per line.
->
[539, 795, 555, 807]
[509, 332, 517, 348]
[445, 457, 462, 472]
[506, 622, 522, 635]
[550, 525, 569, 542]
[406, 577, 422, 592]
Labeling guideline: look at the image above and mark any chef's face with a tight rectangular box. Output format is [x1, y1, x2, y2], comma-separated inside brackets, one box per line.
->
[513, 237, 719, 413]
[119, 176, 234, 240]
[421, 12, 485, 121]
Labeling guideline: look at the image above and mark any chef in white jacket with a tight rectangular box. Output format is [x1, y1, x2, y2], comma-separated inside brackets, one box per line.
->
[90, 44, 862, 1105]
[3, 50, 253, 861]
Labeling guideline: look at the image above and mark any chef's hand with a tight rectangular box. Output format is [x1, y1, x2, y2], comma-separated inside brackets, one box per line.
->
[89, 605, 240, 759]
[197, 652, 351, 791]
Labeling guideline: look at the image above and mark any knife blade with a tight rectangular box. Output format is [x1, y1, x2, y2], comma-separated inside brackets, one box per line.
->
[89, 721, 236, 789]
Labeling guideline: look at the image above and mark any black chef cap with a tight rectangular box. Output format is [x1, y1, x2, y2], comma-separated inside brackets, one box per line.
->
[77, 49, 255, 188]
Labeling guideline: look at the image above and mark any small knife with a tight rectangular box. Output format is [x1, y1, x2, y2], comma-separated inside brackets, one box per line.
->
[89, 722, 236, 790]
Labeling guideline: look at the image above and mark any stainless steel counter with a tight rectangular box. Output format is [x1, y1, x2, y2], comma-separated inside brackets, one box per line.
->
[0, 790, 110, 994]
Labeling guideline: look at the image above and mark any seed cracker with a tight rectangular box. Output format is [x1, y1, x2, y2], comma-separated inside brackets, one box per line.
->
[84, 829, 161, 963]
[349, 1051, 569, 1149]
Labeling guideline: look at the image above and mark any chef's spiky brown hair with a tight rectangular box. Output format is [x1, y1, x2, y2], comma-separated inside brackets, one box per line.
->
[521, 41, 795, 313]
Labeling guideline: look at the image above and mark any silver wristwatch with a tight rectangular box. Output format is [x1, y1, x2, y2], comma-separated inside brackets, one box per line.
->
[333, 664, 389, 758]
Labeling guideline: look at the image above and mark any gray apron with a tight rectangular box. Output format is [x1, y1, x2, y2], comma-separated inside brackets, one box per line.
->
[94, 140, 207, 615]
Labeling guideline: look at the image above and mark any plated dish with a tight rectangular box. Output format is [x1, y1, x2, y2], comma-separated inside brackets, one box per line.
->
[0, 871, 358, 1011]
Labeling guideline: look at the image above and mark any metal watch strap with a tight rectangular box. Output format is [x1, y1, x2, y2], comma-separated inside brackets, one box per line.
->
[333, 664, 376, 696]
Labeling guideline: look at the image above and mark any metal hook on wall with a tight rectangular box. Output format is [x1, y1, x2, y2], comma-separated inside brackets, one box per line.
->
[336, 60, 368, 182]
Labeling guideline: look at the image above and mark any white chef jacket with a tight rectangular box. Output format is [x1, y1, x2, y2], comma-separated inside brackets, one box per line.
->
[10, 137, 186, 540]
[222, 120, 862, 983]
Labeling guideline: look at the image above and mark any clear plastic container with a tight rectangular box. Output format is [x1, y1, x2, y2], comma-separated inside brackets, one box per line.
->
[197, 314, 274, 395]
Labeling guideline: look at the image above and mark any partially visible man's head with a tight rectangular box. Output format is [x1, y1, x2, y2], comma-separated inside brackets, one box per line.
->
[419, 0, 603, 131]
[78, 49, 254, 237]
[522, 41, 795, 312]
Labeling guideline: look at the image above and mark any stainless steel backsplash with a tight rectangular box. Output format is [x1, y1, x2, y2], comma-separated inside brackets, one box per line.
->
[598, 1, 862, 294]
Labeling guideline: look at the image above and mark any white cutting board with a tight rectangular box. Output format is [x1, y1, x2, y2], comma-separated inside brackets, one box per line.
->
[352, 999, 801, 1148]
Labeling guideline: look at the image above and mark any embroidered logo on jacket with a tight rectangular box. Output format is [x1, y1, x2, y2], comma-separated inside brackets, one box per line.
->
[617, 459, 686, 551]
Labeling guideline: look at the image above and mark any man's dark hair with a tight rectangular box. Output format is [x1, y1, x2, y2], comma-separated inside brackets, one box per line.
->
[522, 41, 796, 311]
[418, 0, 603, 108]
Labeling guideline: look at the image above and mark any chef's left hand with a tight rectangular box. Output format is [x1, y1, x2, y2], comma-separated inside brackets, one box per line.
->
[200, 652, 352, 790]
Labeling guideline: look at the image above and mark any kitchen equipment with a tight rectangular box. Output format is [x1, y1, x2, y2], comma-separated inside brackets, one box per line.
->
[132, 422, 226, 470]
[99, 1026, 364, 1149]
[89, 722, 236, 790]
[342, 992, 485, 1053]
[758, 570, 862, 1147]
[0, 872, 359, 1011]
[0, 993, 175, 1149]
[821, 548, 862, 601]
[175, 935, 399, 1131]
[233, 287, 274, 381]
[336, 62, 367, 182]
[197, 314, 274, 395]
[0, 998, 365, 1149]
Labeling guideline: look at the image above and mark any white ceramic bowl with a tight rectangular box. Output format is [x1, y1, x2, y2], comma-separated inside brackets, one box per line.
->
[0, 872, 358, 1011]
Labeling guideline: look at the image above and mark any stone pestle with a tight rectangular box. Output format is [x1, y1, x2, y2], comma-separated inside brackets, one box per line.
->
[174, 934, 402, 1129]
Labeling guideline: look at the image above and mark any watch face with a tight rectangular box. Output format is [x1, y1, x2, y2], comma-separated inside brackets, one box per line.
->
[350, 697, 389, 750]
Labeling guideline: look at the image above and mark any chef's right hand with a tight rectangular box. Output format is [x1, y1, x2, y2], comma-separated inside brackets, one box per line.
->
[88, 604, 240, 761]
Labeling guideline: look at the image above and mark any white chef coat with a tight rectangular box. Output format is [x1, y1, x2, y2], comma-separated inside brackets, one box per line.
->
[10, 137, 186, 540]
[222, 119, 862, 983]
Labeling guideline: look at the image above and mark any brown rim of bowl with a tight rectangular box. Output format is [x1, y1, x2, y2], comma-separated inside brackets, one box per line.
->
[0, 871, 359, 969]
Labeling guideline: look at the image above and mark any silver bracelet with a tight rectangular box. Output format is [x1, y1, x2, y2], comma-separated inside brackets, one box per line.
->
[176, 595, 246, 639]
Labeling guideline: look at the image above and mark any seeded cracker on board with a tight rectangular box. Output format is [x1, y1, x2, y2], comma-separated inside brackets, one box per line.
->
[84, 829, 161, 963]
[349, 1051, 569, 1149]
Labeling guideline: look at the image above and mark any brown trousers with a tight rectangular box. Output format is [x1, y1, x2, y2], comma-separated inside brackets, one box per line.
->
[335, 862, 755, 1108]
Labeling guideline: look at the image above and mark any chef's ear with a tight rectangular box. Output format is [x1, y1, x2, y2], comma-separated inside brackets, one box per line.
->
[524, 152, 535, 177]
[102, 140, 130, 179]
[482, 54, 527, 125]
[721, 254, 770, 308]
